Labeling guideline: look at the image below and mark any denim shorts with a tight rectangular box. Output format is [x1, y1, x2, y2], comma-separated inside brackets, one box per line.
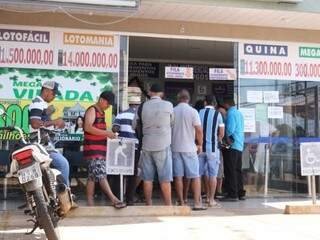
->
[140, 146, 173, 182]
[173, 152, 199, 178]
[199, 152, 220, 177]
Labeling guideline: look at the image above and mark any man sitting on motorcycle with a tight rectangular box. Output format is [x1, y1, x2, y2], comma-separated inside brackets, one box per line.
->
[28, 81, 70, 186]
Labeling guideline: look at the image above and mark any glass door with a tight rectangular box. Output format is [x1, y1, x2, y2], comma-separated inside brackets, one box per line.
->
[240, 79, 319, 196]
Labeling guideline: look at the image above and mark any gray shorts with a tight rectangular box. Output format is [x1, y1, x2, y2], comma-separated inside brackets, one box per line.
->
[140, 147, 173, 182]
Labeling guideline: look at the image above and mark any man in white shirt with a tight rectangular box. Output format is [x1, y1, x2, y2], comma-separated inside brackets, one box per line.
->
[172, 89, 206, 210]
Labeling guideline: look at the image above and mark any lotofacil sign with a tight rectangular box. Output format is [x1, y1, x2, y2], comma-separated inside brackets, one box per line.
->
[244, 43, 288, 57]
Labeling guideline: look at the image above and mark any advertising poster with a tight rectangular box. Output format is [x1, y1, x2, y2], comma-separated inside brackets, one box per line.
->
[0, 25, 119, 141]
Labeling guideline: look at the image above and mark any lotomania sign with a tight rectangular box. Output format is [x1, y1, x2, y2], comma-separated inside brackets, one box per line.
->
[0, 25, 119, 140]
[239, 41, 320, 81]
[0, 25, 120, 73]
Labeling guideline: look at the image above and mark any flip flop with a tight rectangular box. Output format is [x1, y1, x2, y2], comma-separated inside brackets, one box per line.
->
[113, 201, 127, 209]
[192, 206, 207, 211]
[208, 202, 222, 208]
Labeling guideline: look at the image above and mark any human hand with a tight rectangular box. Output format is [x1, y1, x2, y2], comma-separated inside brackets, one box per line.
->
[197, 145, 202, 154]
[54, 118, 65, 129]
[106, 131, 117, 139]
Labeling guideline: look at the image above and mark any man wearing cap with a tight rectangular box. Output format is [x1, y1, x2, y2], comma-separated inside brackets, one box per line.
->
[133, 83, 174, 206]
[112, 87, 142, 205]
[83, 91, 126, 208]
[29, 81, 69, 185]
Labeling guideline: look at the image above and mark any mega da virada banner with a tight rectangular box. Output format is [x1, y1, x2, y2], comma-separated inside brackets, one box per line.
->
[0, 25, 120, 141]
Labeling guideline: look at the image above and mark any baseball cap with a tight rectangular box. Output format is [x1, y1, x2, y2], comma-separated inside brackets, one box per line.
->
[100, 91, 115, 105]
[128, 87, 141, 105]
[149, 83, 163, 93]
[42, 81, 61, 96]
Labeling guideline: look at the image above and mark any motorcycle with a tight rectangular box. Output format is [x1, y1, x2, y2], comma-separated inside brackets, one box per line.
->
[0, 109, 75, 240]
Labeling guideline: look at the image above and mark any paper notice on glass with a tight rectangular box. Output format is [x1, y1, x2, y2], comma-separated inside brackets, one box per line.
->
[240, 108, 256, 132]
[268, 106, 283, 119]
[263, 91, 279, 103]
[247, 91, 263, 103]
[255, 104, 268, 123]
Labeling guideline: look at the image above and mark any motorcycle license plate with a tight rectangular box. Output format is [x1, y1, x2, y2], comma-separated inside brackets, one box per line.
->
[17, 163, 42, 184]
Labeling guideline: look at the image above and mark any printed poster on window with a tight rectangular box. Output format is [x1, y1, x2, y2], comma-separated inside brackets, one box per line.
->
[240, 108, 256, 132]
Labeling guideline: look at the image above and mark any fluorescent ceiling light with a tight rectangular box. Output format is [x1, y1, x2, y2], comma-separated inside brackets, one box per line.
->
[0, 0, 139, 9]
[41, 0, 138, 7]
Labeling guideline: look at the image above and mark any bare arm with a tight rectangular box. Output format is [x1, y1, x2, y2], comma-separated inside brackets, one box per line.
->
[30, 118, 65, 129]
[218, 126, 225, 142]
[84, 107, 116, 138]
[195, 125, 203, 153]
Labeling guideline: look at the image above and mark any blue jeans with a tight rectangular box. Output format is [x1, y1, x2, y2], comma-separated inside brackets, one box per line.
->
[49, 152, 70, 186]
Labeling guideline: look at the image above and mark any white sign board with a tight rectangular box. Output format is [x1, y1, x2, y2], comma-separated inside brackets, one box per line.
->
[209, 68, 237, 80]
[268, 106, 283, 119]
[300, 142, 320, 176]
[263, 91, 279, 103]
[247, 91, 263, 103]
[106, 138, 135, 175]
[239, 41, 320, 81]
[165, 66, 193, 79]
[240, 108, 256, 132]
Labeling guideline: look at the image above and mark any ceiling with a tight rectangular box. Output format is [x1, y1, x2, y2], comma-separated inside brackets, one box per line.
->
[129, 36, 234, 66]
[1, 1, 320, 30]
[137, 2, 320, 30]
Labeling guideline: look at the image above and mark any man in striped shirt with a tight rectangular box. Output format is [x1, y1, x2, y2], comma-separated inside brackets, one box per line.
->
[112, 87, 141, 205]
[199, 95, 225, 207]
[28, 81, 70, 186]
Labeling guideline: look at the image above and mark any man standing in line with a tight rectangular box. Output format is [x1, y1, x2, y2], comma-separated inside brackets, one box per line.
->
[133, 83, 174, 206]
[221, 98, 245, 201]
[83, 91, 126, 208]
[112, 87, 142, 205]
[199, 95, 225, 207]
[172, 89, 206, 210]
[28, 81, 70, 186]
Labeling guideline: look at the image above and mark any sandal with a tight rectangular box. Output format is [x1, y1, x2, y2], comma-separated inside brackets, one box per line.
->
[192, 206, 207, 211]
[208, 202, 222, 208]
[113, 201, 127, 209]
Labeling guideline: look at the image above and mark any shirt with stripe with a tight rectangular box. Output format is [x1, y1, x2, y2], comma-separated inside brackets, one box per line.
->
[199, 106, 224, 153]
[113, 107, 138, 148]
[84, 106, 107, 160]
[28, 96, 52, 133]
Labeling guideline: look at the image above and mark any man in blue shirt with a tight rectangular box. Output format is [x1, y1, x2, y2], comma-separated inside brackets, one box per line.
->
[221, 98, 245, 201]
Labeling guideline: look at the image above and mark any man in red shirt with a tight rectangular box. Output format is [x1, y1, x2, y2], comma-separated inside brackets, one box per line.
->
[84, 91, 126, 208]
